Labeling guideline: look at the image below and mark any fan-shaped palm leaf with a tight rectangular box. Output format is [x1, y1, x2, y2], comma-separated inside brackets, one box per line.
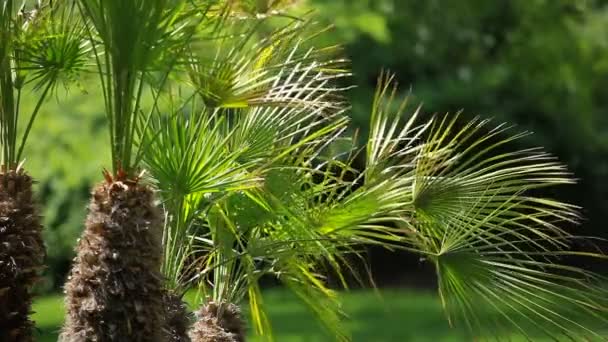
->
[363, 74, 608, 340]
[187, 17, 349, 111]
[1, 0, 88, 167]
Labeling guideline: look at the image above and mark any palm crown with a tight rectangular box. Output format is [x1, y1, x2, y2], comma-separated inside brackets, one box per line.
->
[136, 4, 608, 341]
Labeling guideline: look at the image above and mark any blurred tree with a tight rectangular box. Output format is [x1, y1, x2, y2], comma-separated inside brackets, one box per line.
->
[24, 88, 109, 292]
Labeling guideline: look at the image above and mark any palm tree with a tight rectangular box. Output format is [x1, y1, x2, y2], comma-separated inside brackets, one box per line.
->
[141, 7, 608, 342]
[140, 10, 351, 339]
[0, 1, 87, 340]
[60, 1, 204, 341]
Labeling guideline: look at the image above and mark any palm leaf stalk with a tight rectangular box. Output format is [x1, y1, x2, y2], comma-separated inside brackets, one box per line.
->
[60, 1, 204, 341]
[0, 1, 87, 340]
[148, 23, 608, 340]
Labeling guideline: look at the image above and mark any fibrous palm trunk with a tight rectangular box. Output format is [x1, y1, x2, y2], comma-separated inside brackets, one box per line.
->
[0, 170, 44, 342]
[163, 290, 192, 342]
[189, 301, 246, 342]
[61, 179, 164, 341]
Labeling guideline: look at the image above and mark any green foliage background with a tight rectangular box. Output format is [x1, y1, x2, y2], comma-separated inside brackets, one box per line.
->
[29, 0, 608, 291]
[24, 87, 109, 291]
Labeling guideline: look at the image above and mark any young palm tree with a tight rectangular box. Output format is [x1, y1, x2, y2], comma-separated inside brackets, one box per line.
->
[0, 1, 87, 340]
[60, 1, 204, 341]
[140, 12, 351, 340]
[142, 7, 608, 342]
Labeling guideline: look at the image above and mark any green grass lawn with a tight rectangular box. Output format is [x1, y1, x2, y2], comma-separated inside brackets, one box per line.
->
[33, 288, 600, 342]
[34, 288, 471, 342]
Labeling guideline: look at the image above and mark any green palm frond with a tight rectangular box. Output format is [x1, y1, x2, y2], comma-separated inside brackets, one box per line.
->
[281, 260, 349, 342]
[141, 104, 262, 199]
[365, 73, 430, 181]
[0, 0, 88, 168]
[188, 18, 349, 110]
[430, 208, 608, 339]
[406, 120, 608, 339]
[17, 2, 90, 94]
[409, 116, 578, 249]
[359, 75, 608, 339]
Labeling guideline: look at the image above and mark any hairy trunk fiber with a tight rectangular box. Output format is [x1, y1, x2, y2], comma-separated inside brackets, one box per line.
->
[163, 290, 192, 342]
[189, 302, 246, 342]
[61, 180, 164, 341]
[0, 170, 44, 342]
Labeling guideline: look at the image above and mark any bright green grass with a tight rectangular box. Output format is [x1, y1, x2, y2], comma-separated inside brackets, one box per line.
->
[34, 289, 470, 342]
[32, 289, 605, 341]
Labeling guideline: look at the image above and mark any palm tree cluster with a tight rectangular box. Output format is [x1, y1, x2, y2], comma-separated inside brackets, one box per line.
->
[0, 1, 87, 341]
[1, 0, 608, 341]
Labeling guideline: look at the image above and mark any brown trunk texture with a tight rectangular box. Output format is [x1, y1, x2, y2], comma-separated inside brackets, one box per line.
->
[0, 170, 44, 342]
[61, 181, 164, 341]
[189, 302, 246, 342]
[163, 290, 192, 342]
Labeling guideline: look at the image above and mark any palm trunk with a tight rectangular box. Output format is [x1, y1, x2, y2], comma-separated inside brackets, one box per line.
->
[0, 170, 44, 342]
[61, 179, 164, 341]
[163, 290, 192, 342]
[189, 301, 246, 342]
